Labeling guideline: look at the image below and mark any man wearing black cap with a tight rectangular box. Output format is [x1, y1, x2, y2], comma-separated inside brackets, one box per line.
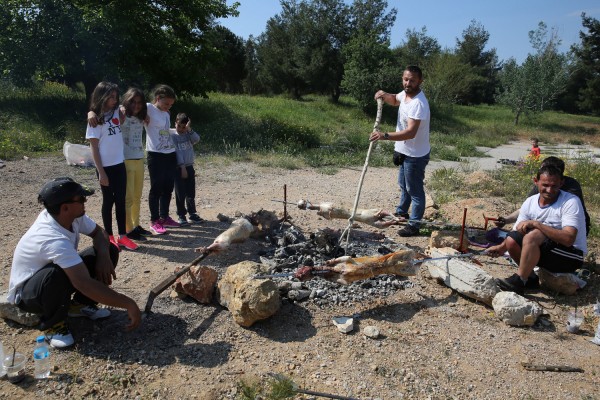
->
[7, 177, 141, 348]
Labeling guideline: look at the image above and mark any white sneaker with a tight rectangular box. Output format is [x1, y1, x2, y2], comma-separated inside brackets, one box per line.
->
[68, 304, 111, 320]
[44, 322, 75, 348]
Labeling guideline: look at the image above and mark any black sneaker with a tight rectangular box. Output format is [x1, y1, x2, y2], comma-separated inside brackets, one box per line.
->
[126, 229, 147, 241]
[135, 226, 152, 236]
[188, 214, 205, 223]
[525, 272, 540, 289]
[394, 212, 409, 219]
[178, 216, 191, 226]
[497, 273, 525, 295]
[398, 224, 419, 237]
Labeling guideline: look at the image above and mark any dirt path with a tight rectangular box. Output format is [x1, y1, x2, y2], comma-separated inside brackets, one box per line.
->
[1, 155, 599, 399]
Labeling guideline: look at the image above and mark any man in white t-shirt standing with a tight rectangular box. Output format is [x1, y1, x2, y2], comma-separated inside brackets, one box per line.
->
[370, 65, 431, 237]
[486, 165, 587, 294]
[7, 177, 141, 348]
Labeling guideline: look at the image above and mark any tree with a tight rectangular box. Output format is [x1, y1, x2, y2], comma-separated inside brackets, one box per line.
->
[340, 0, 397, 110]
[496, 22, 569, 124]
[423, 51, 480, 106]
[254, 0, 350, 100]
[455, 20, 499, 104]
[256, 4, 306, 98]
[242, 36, 263, 95]
[0, 0, 239, 98]
[393, 27, 441, 68]
[570, 13, 600, 115]
[207, 26, 246, 93]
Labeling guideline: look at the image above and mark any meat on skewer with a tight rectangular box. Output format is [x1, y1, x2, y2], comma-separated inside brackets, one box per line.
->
[295, 249, 417, 285]
[195, 218, 255, 254]
[297, 200, 401, 228]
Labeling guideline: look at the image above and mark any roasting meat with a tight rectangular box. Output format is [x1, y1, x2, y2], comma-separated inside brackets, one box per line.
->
[297, 200, 401, 228]
[295, 249, 417, 284]
[195, 218, 255, 254]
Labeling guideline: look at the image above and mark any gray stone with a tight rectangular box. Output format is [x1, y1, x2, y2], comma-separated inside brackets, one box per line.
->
[288, 289, 310, 301]
[290, 282, 304, 290]
[217, 261, 280, 327]
[492, 291, 542, 326]
[0, 291, 40, 327]
[363, 325, 380, 339]
[426, 247, 499, 305]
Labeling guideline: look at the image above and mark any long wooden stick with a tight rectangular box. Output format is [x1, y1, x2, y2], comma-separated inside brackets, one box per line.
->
[339, 98, 384, 248]
[521, 362, 584, 373]
[143, 251, 210, 314]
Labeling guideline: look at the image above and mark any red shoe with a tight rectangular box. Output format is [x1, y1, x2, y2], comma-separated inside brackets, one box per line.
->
[117, 235, 139, 251]
[108, 235, 121, 252]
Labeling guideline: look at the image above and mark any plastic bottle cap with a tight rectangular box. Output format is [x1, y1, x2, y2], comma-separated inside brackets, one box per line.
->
[36, 336, 45, 343]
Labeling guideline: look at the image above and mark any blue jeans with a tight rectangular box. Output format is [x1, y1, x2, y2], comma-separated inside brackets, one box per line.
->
[396, 152, 430, 227]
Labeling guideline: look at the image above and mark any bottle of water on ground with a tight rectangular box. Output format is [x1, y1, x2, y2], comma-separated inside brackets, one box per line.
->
[33, 335, 50, 379]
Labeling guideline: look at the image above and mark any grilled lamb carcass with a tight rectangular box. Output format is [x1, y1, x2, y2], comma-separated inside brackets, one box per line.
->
[295, 249, 417, 284]
[297, 200, 401, 228]
[195, 218, 255, 254]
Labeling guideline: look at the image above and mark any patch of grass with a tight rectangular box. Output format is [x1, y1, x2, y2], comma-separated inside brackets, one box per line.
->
[236, 375, 297, 400]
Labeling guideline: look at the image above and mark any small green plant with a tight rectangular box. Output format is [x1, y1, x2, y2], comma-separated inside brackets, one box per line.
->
[237, 379, 262, 400]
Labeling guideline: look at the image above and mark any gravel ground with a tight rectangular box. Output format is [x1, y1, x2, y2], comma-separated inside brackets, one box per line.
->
[1, 154, 599, 400]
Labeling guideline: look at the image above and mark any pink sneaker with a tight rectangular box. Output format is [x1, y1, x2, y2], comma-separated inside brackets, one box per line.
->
[109, 235, 121, 251]
[118, 235, 139, 251]
[150, 220, 166, 235]
[161, 216, 181, 228]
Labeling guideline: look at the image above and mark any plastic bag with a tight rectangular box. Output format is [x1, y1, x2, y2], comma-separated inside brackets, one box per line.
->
[63, 141, 95, 167]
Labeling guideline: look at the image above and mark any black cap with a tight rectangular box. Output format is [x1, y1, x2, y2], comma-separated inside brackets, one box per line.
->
[38, 177, 95, 207]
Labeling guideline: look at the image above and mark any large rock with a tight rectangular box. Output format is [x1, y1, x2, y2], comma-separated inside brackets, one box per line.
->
[538, 268, 584, 295]
[492, 291, 542, 326]
[173, 266, 219, 304]
[429, 230, 469, 252]
[0, 292, 40, 327]
[217, 261, 280, 327]
[426, 247, 498, 305]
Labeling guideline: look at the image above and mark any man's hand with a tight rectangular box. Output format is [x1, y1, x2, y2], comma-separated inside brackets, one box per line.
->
[485, 243, 506, 258]
[95, 252, 116, 285]
[125, 300, 142, 331]
[493, 217, 506, 228]
[516, 220, 538, 235]
[369, 131, 383, 142]
[181, 166, 188, 179]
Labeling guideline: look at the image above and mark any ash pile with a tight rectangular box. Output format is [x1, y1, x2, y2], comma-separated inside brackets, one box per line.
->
[258, 225, 415, 307]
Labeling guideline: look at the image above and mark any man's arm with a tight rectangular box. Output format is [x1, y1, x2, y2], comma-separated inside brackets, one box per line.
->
[88, 225, 116, 285]
[374, 90, 399, 106]
[370, 118, 421, 142]
[63, 264, 141, 331]
[515, 221, 578, 247]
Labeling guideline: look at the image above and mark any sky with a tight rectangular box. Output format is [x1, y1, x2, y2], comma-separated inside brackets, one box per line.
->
[218, 0, 600, 63]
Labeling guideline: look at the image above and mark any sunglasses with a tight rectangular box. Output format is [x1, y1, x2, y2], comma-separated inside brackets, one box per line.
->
[64, 196, 87, 204]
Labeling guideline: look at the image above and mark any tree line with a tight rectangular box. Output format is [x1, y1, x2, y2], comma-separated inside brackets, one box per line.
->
[1, 0, 599, 122]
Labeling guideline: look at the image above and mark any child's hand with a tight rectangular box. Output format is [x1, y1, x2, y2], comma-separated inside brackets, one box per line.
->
[181, 166, 188, 179]
[98, 172, 109, 186]
[88, 111, 99, 128]
[186, 118, 192, 132]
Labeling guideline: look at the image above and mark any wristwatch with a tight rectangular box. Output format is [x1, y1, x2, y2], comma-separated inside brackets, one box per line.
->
[383, 132, 390, 140]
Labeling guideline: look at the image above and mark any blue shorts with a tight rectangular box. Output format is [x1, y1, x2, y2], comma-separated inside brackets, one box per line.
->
[507, 231, 584, 273]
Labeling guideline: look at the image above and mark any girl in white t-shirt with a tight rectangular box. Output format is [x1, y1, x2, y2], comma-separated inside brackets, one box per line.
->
[144, 84, 180, 235]
[86, 82, 138, 251]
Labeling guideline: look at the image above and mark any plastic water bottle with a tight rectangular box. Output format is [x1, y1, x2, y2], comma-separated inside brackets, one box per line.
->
[33, 336, 50, 379]
[0, 340, 5, 377]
